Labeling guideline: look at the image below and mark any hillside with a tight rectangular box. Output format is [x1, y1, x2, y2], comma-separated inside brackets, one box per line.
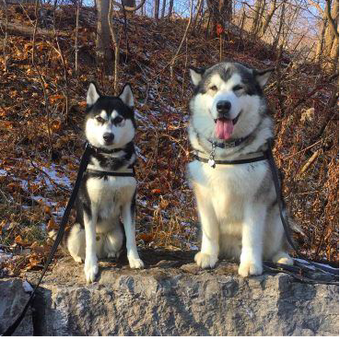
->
[0, 3, 338, 277]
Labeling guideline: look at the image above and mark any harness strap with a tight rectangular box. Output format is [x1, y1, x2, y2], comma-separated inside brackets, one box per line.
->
[86, 169, 135, 177]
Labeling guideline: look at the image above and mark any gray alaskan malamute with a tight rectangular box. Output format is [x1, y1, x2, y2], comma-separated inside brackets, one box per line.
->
[67, 83, 144, 283]
[188, 62, 293, 277]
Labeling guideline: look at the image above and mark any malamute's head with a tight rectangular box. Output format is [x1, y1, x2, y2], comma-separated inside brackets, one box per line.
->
[85, 83, 135, 150]
[189, 62, 273, 141]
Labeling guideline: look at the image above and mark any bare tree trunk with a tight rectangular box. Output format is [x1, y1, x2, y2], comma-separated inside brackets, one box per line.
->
[2, 0, 8, 72]
[324, 0, 339, 58]
[239, 3, 246, 31]
[74, 0, 81, 75]
[326, 0, 339, 38]
[273, 0, 286, 49]
[193, 0, 204, 28]
[108, 0, 120, 94]
[154, 0, 160, 20]
[251, 0, 263, 34]
[167, 0, 174, 18]
[256, 0, 266, 34]
[207, 0, 232, 36]
[161, 0, 166, 18]
[96, 0, 113, 66]
[259, 0, 278, 37]
[170, 0, 193, 80]
[315, 14, 327, 61]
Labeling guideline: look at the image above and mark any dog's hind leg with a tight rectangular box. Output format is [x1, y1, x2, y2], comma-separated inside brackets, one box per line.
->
[67, 223, 85, 263]
[104, 223, 124, 259]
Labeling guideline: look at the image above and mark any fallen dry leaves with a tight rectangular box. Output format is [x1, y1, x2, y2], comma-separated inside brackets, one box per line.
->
[0, 3, 338, 277]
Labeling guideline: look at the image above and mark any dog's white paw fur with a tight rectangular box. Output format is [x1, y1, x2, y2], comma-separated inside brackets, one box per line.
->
[273, 252, 293, 265]
[195, 252, 218, 269]
[238, 260, 263, 277]
[72, 255, 83, 263]
[84, 259, 98, 283]
[128, 257, 144, 269]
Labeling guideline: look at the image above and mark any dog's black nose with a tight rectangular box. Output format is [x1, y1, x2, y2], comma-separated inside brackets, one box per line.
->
[103, 133, 114, 144]
[216, 100, 231, 117]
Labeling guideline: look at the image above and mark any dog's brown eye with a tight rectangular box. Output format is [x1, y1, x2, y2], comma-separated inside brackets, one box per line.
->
[210, 85, 218, 91]
[233, 85, 243, 91]
[96, 116, 105, 124]
[113, 116, 123, 125]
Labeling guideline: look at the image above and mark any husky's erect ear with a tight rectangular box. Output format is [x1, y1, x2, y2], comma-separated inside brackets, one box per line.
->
[119, 84, 134, 107]
[189, 66, 206, 86]
[87, 83, 100, 106]
[254, 68, 274, 88]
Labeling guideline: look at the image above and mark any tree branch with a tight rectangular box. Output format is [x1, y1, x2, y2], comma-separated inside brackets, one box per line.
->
[325, 0, 339, 38]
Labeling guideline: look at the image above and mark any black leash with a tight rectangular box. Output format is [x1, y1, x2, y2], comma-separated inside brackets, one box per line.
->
[2, 144, 92, 336]
[264, 138, 338, 285]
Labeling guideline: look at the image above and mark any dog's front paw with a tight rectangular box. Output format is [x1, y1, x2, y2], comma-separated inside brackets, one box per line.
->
[84, 259, 98, 283]
[195, 252, 218, 269]
[238, 260, 263, 277]
[128, 257, 144, 269]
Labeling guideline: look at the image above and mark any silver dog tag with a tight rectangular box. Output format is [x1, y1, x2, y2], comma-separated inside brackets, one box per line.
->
[208, 158, 215, 167]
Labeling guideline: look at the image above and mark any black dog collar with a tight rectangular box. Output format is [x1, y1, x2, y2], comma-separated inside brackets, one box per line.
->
[193, 149, 268, 167]
[207, 133, 252, 149]
[87, 143, 124, 154]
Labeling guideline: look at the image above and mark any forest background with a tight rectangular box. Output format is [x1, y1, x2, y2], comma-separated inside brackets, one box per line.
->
[0, 0, 338, 276]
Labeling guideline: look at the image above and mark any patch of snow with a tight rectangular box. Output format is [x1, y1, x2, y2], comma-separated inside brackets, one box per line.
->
[0, 250, 12, 263]
[0, 169, 8, 176]
[22, 280, 34, 293]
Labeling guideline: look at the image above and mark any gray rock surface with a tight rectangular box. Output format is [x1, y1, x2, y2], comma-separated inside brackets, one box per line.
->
[0, 278, 33, 336]
[1, 250, 339, 336]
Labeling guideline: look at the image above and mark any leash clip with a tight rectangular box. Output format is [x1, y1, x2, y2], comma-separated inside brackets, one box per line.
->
[208, 142, 216, 168]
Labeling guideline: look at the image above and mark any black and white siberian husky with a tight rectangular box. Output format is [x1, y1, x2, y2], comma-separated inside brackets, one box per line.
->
[187, 62, 293, 277]
[67, 83, 144, 283]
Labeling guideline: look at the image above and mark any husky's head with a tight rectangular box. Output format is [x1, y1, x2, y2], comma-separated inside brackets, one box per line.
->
[189, 62, 273, 141]
[85, 83, 135, 150]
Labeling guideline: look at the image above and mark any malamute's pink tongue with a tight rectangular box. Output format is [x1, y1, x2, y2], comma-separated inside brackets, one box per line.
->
[215, 119, 234, 140]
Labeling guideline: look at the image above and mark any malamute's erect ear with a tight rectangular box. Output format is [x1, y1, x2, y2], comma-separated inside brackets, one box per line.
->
[87, 83, 101, 106]
[254, 68, 274, 88]
[119, 84, 134, 107]
[189, 66, 206, 86]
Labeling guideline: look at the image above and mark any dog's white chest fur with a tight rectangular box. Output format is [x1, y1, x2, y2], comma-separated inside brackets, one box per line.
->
[86, 176, 136, 219]
[189, 160, 267, 234]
